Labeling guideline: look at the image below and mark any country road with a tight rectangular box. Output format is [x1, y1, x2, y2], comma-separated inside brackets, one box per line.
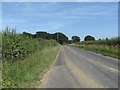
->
[42, 45, 119, 88]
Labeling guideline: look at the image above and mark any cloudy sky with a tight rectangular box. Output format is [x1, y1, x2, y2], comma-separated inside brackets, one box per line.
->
[1, 0, 119, 2]
[2, 2, 118, 40]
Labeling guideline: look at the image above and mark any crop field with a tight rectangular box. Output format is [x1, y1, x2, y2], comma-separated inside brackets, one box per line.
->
[70, 38, 119, 59]
[75, 37, 120, 46]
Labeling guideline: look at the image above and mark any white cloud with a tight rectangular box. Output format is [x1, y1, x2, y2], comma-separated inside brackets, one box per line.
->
[18, 4, 116, 19]
[22, 22, 67, 33]
[64, 16, 96, 19]
[3, 1, 117, 19]
[57, 5, 116, 16]
[51, 4, 117, 19]
[43, 22, 67, 31]
[3, 18, 27, 24]
[1, 0, 119, 2]
[2, 2, 117, 33]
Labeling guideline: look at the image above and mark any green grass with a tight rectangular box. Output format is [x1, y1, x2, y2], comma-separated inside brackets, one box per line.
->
[75, 37, 120, 46]
[70, 44, 119, 59]
[2, 33, 59, 62]
[70, 37, 119, 59]
[2, 45, 61, 88]
[2, 27, 61, 88]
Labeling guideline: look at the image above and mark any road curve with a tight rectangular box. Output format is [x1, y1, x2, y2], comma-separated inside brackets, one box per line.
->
[42, 45, 119, 88]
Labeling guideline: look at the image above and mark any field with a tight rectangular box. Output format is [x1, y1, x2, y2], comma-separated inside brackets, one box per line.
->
[70, 38, 119, 59]
[75, 37, 120, 46]
[2, 28, 61, 88]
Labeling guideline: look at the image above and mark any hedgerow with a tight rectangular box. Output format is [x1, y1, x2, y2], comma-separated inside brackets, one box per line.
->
[75, 37, 120, 46]
[2, 27, 59, 62]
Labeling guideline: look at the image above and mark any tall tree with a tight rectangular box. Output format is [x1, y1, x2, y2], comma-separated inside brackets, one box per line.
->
[84, 35, 95, 41]
[72, 36, 80, 42]
[23, 31, 69, 44]
[54, 32, 68, 44]
[35, 31, 50, 39]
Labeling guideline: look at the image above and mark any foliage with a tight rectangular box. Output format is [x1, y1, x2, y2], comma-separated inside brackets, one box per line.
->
[3, 46, 61, 88]
[72, 36, 80, 42]
[84, 35, 95, 41]
[75, 37, 120, 46]
[28, 31, 69, 44]
[2, 27, 61, 88]
[54, 32, 68, 44]
[2, 28, 59, 62]
[35, 31, 50, 39]
[70, 44, 119, 59]
[68, 40, 72, 44]
[71, 37, 119, 59]
[22, 32, 33, 38]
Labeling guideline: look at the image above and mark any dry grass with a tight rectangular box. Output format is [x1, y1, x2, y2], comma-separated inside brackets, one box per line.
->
[70, 44, 119, 59]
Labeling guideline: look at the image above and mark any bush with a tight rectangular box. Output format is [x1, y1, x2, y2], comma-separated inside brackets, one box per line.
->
[2, 28, 59, 62]
[75, 37, 120, 46]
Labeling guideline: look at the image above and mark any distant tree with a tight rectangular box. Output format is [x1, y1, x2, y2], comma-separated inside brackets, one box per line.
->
[106, 37, 109, 40]
[35, 31, 50, 39]
[54, 32, 68, 44]
[84, 35, 95, 41]
[99, 39, 101, 40]
[22, 32, 32, 38]
[72, 36, 80, 42]
[36, 31, 46, 39]
[49, 34, 56, 40]
[28, 31, 68, 44]
[68, 40, 73, 44]
[32, 34, 37, 38]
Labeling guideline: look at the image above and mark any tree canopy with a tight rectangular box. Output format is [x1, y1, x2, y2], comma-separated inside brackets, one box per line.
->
[84, 35, 95, 41]
[22, 31, 68, 44]
[55, 33, 68, 44]
[72, 36, 80, 42]
[22, 31, 97, 44]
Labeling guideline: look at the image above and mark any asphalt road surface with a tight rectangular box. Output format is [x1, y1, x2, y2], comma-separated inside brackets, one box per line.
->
[42, 45, 119, 88]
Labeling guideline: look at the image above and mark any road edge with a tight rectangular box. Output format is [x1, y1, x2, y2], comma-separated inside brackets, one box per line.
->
[68, 45, 119, 62]
[38, 45, 62, 88]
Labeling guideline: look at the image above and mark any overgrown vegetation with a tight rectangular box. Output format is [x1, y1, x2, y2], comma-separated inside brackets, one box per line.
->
[2, 27, 61, 88]
[2, 27, 59, 62]
[3, 46, 61, 88]
[75, 37, 120, 46]
[70, 37, 119, 59]
[70, 44, 119, 59]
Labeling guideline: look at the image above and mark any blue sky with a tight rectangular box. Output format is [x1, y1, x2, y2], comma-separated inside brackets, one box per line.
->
[2, 2, 118, 40]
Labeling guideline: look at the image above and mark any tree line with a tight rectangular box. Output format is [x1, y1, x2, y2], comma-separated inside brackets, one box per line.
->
[22, 32, 68, 44]
[22, 31, 96, 44]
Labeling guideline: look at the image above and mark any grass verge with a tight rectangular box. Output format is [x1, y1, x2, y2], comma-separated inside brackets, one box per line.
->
[2, 45, 61, 88]
[69, 44, 119, 59]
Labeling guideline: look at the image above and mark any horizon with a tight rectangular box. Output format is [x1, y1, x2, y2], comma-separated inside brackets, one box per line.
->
[2, 2, 118, 40]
